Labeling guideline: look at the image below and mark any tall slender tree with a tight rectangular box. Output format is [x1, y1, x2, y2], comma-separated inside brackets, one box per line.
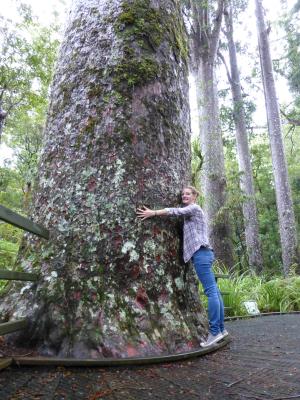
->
[279, 0, 300, 127]
[255, 0, 299, 274]
[221, 2, 263, 273]
[1, 0, 208, 358]
[190, 0, 234, 268]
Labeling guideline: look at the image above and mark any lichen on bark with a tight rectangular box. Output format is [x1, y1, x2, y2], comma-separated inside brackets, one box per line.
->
[1, 0, 208, 358]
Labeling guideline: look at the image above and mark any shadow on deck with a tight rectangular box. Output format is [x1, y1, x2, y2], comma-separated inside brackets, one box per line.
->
[1, 314, 300, 400]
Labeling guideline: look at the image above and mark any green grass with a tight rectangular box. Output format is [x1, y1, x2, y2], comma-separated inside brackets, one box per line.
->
[199, 265, 300, 316]
[0, 239, 20, 292]
[0, 240, 19, 268]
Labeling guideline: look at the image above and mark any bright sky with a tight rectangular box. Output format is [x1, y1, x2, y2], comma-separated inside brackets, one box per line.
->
[0, 0, 297, 165]
[0, 0, 70, 27]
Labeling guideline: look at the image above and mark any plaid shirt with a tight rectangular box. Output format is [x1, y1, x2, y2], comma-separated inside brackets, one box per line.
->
[165, 204, 211, 263]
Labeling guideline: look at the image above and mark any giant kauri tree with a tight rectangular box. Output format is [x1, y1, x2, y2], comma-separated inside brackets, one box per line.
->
[1, 0, 208, 358]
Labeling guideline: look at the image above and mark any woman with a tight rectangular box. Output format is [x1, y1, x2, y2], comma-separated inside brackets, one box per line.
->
[136, 186, 228, 347]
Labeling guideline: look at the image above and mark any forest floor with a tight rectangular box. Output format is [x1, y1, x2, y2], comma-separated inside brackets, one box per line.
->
[0, 314, 300, 400]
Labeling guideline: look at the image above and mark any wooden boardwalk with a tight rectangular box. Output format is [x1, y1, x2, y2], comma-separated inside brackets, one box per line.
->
[0, 314, 300, 399]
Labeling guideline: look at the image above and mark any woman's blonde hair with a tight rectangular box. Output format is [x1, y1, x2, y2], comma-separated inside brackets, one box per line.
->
[183, 185, 200, 198]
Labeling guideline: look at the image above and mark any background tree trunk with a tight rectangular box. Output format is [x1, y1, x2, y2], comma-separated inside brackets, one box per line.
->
[191, 0, 234, 268]
[1, 0, 208, 358]
[223, 3, 264, 273]
[0, 107, 7, 143]
[255, 0, 299, 275]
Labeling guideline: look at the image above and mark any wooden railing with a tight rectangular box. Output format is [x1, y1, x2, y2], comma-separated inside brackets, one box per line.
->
[0, 204, 49, 370]
[0, 205, 49, 239]
[0, 270, 38, 282]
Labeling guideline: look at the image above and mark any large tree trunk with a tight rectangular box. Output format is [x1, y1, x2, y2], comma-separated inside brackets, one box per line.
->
[255, 0, 299, 275]
[223, 4, 263, 273]
[1, 0, 208, 358]
[191, 0, 234, 268]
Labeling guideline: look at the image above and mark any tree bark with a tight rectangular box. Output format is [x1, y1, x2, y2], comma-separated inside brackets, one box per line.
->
[223, 3, 263, 273]
[0, 107, 7, 143]
[0, 0, 208, 358]
[255, 0, 299, 274]
[2, 0, 207, 358]
[191, 0, 234, 268]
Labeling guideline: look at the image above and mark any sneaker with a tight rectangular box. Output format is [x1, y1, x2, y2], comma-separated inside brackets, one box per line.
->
[221, 329, 229, 339]
[200, 332, 223, 348]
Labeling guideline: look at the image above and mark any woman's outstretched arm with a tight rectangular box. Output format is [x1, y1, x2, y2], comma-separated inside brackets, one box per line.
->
[137, 204, 199, 220]
[136, 206, 168, 220]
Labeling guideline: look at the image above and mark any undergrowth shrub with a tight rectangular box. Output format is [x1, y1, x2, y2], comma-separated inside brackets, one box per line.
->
[199, 263, 300, 316]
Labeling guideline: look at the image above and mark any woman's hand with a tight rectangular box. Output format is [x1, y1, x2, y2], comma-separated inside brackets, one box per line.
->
[136, 206, 156, 220]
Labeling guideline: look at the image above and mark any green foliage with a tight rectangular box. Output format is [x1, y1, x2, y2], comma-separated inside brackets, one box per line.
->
[220, 126, 295, 274]
[251, 134, 282, 273]
[276, 3, 300, 124]
[1, 7, 59, 187]
[285, 126, 300, 232]
[223, 144, 248, 270]
[0, 11, 59, 285]
[0, 166, 24, 212]
[200, 266, 300, 316]
[0, 222, 22, 245]
[281, 11, 300, 94]
[0, 166, 23, 281]
[256, 275, 300, 313]
[0, 240, 19, 269]
[219, 98, 256, 134]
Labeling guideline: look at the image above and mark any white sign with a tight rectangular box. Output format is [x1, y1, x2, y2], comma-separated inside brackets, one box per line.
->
[243, 300, 260, 315]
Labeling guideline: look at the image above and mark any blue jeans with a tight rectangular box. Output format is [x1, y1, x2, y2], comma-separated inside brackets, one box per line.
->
[192, 247, 224, 336]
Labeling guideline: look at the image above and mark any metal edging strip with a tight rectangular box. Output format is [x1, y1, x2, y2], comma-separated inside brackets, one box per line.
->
[225, 310, 300, 321]
[13, 337, 230, 367]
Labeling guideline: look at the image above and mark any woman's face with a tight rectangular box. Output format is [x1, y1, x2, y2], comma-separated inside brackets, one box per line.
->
[181, 188, 197, 205]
